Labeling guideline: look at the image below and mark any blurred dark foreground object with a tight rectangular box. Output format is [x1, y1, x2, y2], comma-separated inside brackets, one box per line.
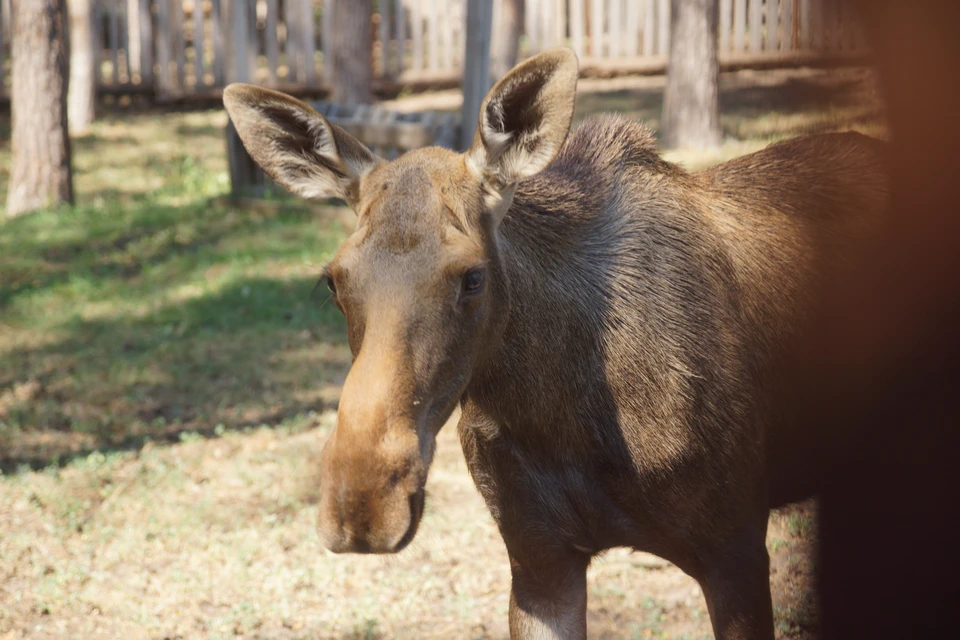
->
[801, 1, 960, 637]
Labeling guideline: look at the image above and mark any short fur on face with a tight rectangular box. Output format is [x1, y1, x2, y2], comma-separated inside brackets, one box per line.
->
[223, 48, 583, 554]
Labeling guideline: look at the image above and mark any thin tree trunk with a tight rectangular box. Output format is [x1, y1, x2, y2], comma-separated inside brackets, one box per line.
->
[492, 0, 524, 79]
[330, 0, 372, 104]
[7, 0, 75, 217]
[68, 0, 96, 134]
[661, 0, 721, 149]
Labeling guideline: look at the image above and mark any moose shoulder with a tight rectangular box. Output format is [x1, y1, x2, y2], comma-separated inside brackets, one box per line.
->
[223, 48, 889, 640]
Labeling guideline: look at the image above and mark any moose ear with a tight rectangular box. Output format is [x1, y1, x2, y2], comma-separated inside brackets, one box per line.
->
[467, 48, 578, 190]
[223, 84, 381, 206]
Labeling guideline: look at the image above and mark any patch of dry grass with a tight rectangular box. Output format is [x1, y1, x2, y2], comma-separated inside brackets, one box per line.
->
[0, 411, 817, 639]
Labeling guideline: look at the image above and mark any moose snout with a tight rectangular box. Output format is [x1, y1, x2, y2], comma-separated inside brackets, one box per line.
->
[316, 428, 427, 554]
[317, 480, 425, 554]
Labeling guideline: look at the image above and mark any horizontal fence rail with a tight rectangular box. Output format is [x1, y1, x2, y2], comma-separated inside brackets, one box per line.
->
[0, 0, 867, 101]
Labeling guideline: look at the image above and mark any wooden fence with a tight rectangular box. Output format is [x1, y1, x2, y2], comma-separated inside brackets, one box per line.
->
[0, 0, 866, 101]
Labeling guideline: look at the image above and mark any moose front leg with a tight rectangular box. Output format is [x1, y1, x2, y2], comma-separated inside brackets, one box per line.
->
[696, 524, 775, 640]
[507, 549, 590, 640]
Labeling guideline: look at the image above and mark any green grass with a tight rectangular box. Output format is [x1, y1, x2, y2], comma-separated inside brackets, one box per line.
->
[1, 110, 352, 468]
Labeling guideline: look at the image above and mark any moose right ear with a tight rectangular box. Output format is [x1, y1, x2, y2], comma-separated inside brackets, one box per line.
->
[223, 84, 381, 206]
[466, 48, 579, 192]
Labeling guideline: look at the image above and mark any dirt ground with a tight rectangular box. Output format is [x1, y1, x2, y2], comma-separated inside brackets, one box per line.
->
[0, 410, 818, 640]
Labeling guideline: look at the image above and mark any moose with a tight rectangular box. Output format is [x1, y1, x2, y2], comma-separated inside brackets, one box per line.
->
[223, 48, 888, 639]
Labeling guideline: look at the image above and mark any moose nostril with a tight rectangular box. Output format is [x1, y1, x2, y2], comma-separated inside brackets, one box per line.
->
[391, 488, 426, 553]
[388, 470, 401, 488]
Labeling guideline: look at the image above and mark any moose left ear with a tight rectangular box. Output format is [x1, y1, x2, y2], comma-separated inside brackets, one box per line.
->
[223, 83, 381, 207]
[466, 48, 579, 191]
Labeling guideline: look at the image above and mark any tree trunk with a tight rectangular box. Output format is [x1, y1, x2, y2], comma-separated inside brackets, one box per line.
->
[6, 0, 74, 217]
[330, 0, 372, 104]
[68, 0, 96, 134]
[661, 0, 721, 149]
[492, 0, 524, 79]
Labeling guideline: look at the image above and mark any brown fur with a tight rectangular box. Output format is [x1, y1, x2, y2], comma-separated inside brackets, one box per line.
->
[223, 48, 889, 640]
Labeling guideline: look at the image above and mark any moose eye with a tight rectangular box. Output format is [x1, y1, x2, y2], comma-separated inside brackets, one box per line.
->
[462, 269, 486, 296]
[324, 276, 337, 296]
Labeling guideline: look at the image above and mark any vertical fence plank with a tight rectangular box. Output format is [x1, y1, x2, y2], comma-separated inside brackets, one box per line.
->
[212, 0, 225, 84]
[174, 0, 186, 88]
[625, 0, 639, 56]
[428, 0, 438, 69]
[733, 0, 746, 51]
[656, 0, 668, 56]
[138, 0, 153, 84]
[286, 0, 300, 82]
[129, 0, 141, 80]
[590, 0, 602, 57]
[0, 0, 5, 94]
[608, 0, 620, 57]
[749, 0, 762, 51]
[93, 0, 104, 85]
[765, 0, 778, 51]
[301, 0, 315, 83]
[570, 0, 584, 57]
[461, 0, 492, 150]
[781, 0, 793, 50]
[194, 0, 205, 86]
[411, 0, 422, 71]
[440, 0, 453, 69]
[110, 0, 120, 83]
[156, 0, 170, 89]
[320, 0, 332, 81]
[525, 0, 538, 53]
[719, 0, 731, 52]
[265, 0, 278, 82]
[553, 0, 563, 48]
[642, 0, 654, 56]
[119, 0, 130, 81]
[231, 0, 249, 81]
[393, 0, 405, 77]
[544, 0, 554, 49]
[378, 0, 390, 76]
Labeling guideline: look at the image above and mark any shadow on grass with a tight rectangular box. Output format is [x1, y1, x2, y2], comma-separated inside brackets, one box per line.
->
[1, 274, 350, 473]
[0, 196, 331, 308]
[1, 189, 354, 472]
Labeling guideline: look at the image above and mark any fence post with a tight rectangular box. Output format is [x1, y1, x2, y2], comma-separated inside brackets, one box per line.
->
[590, 0, 602, 57]
[265, 0, 278, 82]
[392, 0, 405, 77]
[750, 0, 762, 51]
[194, 0, 205, 86]
[212, 0, 225, 85]
[765, 0, 779, 52]
[0, 0, 6, 94]
[156, 0, 169, 90]
[570, 0, 584, 58]
[232, 0, 249, 82]
[301, 0, 315, 84]
[137, 0, 153, 85]
[656, 0, 669, 56]
[719, 0, 731, 52]
[460, 0, 492, 150]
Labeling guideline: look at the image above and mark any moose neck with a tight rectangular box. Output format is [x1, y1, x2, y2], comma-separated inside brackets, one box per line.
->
[465, 181, 618, 434]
